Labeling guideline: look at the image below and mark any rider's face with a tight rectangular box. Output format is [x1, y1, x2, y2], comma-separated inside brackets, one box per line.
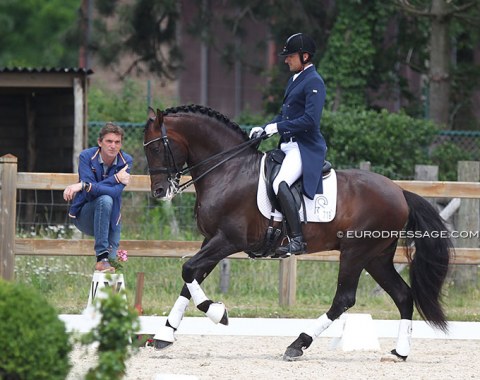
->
[284, 53, 307, 72]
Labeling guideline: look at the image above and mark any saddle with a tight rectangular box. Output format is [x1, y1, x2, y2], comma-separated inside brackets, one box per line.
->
[246, 149, 333, 259]
[264, 149, 332, 212]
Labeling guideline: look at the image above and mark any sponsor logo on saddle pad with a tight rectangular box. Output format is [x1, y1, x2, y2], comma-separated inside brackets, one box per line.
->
[256, 155, 337, 223]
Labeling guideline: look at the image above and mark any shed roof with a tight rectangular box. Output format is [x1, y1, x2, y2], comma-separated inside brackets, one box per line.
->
[0, 67, 93, 75]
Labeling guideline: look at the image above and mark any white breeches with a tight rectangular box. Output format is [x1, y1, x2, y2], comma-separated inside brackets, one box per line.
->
[273, 142, 302, 194]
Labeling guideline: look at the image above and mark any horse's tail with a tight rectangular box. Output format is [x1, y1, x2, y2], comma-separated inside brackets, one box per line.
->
[403, 190, 453, 332]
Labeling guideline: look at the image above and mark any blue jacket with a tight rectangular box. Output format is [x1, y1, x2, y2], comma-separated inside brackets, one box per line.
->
[271, 65, 327, 199]
[68, 147, 133, 228]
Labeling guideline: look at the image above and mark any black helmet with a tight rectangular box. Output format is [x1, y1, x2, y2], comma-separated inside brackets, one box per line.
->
[279, 33, 316, 57]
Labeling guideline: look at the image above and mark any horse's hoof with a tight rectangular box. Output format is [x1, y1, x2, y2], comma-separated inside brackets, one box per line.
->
[219, 310, 229, 326]
[283, 346, 303, 361]
[153, 339, 173, 350]
[380, 349, 407, 362]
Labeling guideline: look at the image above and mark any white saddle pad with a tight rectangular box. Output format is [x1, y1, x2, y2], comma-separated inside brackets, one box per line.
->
[256, 154, 337, 223]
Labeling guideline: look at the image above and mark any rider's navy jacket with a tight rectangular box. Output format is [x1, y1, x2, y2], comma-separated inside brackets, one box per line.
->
[270, 65, 327, 199]
[68, 147, 133, 228]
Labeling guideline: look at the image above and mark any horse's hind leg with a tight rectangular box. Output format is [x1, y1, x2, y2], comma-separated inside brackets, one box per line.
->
[364, 243, 413, 361]
[284, 252, 366, 361]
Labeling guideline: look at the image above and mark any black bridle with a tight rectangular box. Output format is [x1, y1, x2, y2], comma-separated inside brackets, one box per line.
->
[144, 120, 267, 195]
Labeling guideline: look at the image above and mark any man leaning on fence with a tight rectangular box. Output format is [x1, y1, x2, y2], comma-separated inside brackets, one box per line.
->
[63, 122, 133, 273]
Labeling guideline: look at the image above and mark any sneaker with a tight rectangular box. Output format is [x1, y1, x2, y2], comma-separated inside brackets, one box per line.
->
[95, 258, 115, 273]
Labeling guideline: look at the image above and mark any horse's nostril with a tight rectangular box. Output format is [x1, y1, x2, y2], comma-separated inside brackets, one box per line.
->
[153, 187, 165, 198]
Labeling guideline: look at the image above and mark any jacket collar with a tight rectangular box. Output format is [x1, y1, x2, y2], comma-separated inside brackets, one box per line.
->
[284, 65, 315, 99]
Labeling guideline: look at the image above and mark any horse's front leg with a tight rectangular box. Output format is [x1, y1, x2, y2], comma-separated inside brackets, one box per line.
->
[182, 236, 235, 325]
[153, 236, 235, 349]
[153, 283, 191, 349]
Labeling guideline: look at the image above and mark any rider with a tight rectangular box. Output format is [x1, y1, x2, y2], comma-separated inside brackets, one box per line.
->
[250, 32, 327, 256]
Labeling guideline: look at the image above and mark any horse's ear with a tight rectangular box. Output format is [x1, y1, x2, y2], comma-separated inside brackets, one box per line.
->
[156, 108, 164, 125]
[147, 107, 156, 120]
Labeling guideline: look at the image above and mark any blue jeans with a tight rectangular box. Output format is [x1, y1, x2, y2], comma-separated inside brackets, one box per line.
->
[73, 195, 121, 259]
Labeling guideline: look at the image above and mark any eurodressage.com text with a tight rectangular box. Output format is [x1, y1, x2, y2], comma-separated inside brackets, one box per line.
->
[336, 230, 480, 239]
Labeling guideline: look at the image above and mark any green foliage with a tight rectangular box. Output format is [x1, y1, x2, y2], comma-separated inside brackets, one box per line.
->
[321, 108, 438, 178]
[81, 286, 140, 380]
[88, 79, 152, 122]
[430, 141, 474, 181]
[91, 0, 181, 79]
[135, 194, 201, 240]
[0, 0, 79, 67]
[0, 280, 72, 380]
[320, 1, 382, 109]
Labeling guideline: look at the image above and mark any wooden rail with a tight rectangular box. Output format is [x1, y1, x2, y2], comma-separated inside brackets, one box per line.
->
[14, 238, 480, 265]
[2, 155, 480, 307]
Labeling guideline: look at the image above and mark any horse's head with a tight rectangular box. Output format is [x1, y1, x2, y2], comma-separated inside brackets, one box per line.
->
[143, 107, 187, 200]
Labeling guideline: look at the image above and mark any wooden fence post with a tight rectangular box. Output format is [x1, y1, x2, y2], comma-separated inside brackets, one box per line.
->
[453, 161, 479, 288]
[219, 259, 231, 294]
[359, 161, 371, 171]
[0, 154, 18, 281]
[279, 256, 297, 306]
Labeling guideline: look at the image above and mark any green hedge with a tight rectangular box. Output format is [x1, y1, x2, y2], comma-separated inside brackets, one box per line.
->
[321, 108, 439, 179]
[0, 280, 72, 379]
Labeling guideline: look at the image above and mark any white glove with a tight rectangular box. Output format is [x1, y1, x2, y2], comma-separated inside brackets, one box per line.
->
[249, 126, 264, 139]
[264, 123, 278, 136]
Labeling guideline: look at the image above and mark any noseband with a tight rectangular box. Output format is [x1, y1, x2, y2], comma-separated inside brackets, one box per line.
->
[143, 119, 182, 191]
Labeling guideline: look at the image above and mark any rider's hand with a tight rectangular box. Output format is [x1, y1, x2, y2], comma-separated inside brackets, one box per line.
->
[264, 123, 278, 136]
[249, 127, 265, 139]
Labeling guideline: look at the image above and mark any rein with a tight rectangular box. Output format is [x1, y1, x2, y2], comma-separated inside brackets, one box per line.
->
[144, 121, 267, 195]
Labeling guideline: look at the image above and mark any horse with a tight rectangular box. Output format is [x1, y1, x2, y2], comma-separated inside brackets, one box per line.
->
[143, 104, 452, 361]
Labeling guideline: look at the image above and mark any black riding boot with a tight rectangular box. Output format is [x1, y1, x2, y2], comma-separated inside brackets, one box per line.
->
[275, 181, 306, 257]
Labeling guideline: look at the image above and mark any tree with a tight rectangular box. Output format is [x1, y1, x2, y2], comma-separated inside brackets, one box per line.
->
[396, 0, 480, 129]
[90, 0, 182, 80]
[319, 1, 390, 110]
[0, 0, 79, 67]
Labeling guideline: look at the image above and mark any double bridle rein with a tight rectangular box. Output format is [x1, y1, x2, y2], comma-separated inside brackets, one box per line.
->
[144, 119, 265, 196]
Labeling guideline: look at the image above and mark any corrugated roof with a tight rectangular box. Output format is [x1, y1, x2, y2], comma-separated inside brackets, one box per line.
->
[0, 67, 93, 75]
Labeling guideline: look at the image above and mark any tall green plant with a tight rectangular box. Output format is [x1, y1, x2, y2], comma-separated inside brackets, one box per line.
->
[320, 1, 391, 109]
[81, 287, 140, 380]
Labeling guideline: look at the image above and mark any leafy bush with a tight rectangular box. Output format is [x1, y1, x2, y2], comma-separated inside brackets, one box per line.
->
[430, 141, 475, 181]
[0, 280, 71, 380]
[321, 108, 439, 179]
[80, 286, 140, 380]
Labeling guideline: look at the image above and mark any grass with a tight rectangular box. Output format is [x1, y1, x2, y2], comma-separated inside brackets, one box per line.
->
[14, 255, 480, 322]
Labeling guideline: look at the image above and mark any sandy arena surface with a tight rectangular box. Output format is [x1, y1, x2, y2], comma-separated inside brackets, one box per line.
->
[67, 335, 480, 380]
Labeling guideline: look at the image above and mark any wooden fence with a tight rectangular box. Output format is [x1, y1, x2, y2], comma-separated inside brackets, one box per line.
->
[1, 154, 480, 306]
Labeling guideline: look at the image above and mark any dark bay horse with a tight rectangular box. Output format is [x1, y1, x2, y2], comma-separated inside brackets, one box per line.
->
[143, 105, 452, 361]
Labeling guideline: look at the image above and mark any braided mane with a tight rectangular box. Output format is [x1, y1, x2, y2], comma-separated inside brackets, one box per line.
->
[163, 104, 248, 138]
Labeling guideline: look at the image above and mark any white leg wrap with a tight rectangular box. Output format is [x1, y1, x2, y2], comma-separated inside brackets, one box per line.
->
[395, 319, 412, 357]
[153, 325, 175, 343]
[167, 295, 190, 329]
[186, 280, 208, 306]
[205, 302, 226, 324]
[303, 313, 333, 340]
